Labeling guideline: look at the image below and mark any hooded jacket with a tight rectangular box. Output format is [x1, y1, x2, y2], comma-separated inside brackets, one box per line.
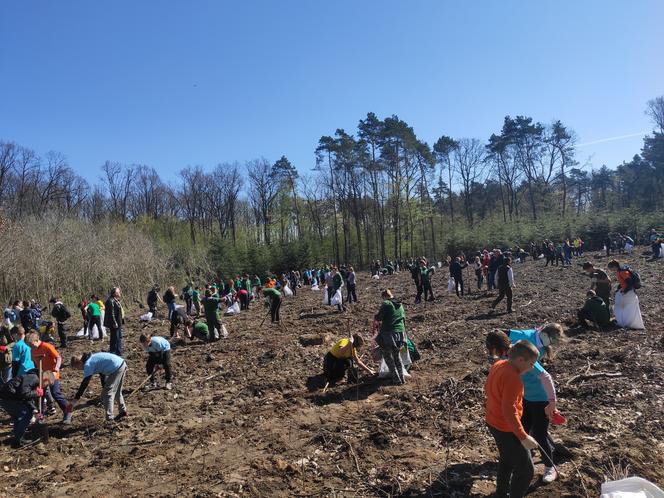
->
[375, 299, 405, 334]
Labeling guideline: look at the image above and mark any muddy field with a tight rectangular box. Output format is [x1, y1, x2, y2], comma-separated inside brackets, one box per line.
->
[1, 251, 663, 497]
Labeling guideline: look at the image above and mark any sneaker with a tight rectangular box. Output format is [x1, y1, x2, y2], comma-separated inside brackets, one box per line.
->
[542, 466, 558, 483]
[114, 410, 128, 421]
[165, 382, 172, 390]
[11, 438, 28, 449]
[47, 406, 57, 416]
[62, 413, 72, 425]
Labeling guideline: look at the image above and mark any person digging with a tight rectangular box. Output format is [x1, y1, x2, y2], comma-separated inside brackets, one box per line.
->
[139, 333, 173, 390]
[323, 334, 375, 390]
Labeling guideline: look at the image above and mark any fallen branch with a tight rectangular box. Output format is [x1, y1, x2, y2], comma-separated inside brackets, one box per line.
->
[566, 371, 622, 386]
[204, 371, 223, 382]
[343, 436, 362, 474]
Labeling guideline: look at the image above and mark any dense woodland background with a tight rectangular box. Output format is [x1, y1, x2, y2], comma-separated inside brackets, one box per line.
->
[1, 96, 663, 303]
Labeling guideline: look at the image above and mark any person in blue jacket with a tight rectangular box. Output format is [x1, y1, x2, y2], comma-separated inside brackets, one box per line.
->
[10, 326, 35, 378]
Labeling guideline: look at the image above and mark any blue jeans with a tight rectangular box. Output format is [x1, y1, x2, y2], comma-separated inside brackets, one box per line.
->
[0, 399, 32, 441]
[49, 380, 68, 414]
[167, 302, 176, 320]
[1, 366, 11, 383]
[487, 270, 496, 290]
[110, 327, 123, 357]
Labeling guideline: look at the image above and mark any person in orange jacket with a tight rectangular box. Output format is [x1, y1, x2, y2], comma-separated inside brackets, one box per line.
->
[484, 340, 540, 498]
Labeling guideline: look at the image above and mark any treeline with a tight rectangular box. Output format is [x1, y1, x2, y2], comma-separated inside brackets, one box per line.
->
[0, 97, 662, 299]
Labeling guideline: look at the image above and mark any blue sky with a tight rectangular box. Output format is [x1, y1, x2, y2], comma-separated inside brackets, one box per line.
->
[1, 1, 662, 185]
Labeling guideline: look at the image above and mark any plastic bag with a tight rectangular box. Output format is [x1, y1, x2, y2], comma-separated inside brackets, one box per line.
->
[225, 302, 240, 316]
[311, 284, 319, 291]
[613, 290, 645, 330]
[378, 346, 412, 379]
[447, 278, 455, 293]
[330, 289, 342, 306]
[221, 324, 229, 338]
[76, 325, 103, 339]
[283, 285, 293, 297]
[140, 311, 153, 322]
[372, 274, 380, 280]
[601, 476, 664, 498]
[322, 288, 329, 305]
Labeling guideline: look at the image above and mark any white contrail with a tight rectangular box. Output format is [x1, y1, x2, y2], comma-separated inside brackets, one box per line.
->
[577, 131, 647, 147]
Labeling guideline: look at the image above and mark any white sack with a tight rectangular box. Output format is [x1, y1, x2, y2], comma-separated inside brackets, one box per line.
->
[613, 290, 645, 330]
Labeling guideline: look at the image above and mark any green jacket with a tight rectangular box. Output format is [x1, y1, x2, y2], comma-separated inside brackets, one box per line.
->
[263, 288, 281, 300]
[202, 296, 221, 318]
[333, 273, 343, 290]
[582, 296, 610, 326]
[375, 299, 405, 334]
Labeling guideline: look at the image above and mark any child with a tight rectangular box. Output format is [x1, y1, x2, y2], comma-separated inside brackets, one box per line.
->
[578, 290, 610, 328]
[474, 256, 484, 290]
[86, 295, 103, 340]
[261, 286, 282, 324]
[491, 257, 515, 314]
[10, 326, 35, 378]
[486, 331, 561, 484]
[170, 307, 193, 339]
[323, 334, 374, 387]
[607, 259, 644, 330]
[25, 331, 70, 422]
[484, 340, 540, 498]
[139, 333, 172, 390]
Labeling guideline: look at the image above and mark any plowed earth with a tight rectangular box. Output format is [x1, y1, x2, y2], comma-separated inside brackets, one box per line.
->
[1, 251, 663, 497]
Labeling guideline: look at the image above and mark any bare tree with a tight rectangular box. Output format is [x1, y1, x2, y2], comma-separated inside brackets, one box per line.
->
[102, 161, 134, 222]
[453, 138, 487, 227]
[247, 158, 279, 245]
[646, 96, 664, 133]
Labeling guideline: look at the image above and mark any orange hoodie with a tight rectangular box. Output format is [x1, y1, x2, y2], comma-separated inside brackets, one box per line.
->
[485, 359, 528, 440]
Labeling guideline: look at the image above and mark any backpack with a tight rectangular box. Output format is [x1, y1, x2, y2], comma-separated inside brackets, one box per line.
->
[629, 269, 642, 289]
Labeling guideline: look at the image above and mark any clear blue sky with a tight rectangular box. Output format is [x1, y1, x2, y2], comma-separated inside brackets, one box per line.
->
[1, 1, 662, 184]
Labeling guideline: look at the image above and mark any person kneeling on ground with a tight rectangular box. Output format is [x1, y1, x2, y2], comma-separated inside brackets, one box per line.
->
[191, 319, 217, 342]
[0, 370, 53, 447]
[70, 352, 127, 423]
[139, 333, 173, 390]
[323, 334, 374, 387]
[577, 290, 610, 329]
[485, 340, 540, 498]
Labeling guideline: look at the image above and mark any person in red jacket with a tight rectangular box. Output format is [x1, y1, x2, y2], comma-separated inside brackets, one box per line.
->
[485, 340, 540, 498]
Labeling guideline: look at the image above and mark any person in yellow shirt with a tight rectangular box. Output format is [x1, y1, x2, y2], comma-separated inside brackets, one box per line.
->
[323, 334, 374, 387]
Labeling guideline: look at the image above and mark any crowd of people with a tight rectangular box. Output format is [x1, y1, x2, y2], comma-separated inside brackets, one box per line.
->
[0, 233, 655, 496]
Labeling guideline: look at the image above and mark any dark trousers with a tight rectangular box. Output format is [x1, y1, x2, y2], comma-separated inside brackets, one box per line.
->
[146, 351, 172, 382]
[0, 399, 33, 442]
[453, 276, 464, 296]
[476, 270, 483, 290]
[270, 297, 282, 323]
[57, 322, 67, 347]
[522, 399, 554, 467]
[206, 314, 221, 339]
[239, 293, 249, 310]
[414, 283, 423, 303]
[184, 297, 192, 314]
[488, 425, 534, 498]
[48, 380, 69, 414]
[323, 352, 357, 386]
[346, 284, 357, 303]
[423, 283, 434, 301]
[487, 271, 496, 290]
[148, 302, 157, 314]
[109, 327, 123, 356]
[326, 287, 334, 305]
[492, 287, 513, 312]
[87, 315, 102, 339]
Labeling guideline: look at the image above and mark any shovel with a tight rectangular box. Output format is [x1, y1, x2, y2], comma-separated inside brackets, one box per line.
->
[34, 356, 49, 443]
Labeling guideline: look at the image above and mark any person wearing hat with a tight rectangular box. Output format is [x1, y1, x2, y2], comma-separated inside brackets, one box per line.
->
[49, 297, 71, 349]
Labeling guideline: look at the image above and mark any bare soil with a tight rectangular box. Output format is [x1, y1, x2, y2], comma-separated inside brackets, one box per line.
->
[2, 251, 663, 497]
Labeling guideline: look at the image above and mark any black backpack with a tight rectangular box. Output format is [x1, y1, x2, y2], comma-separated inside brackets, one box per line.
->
[629, 269, 642, 289]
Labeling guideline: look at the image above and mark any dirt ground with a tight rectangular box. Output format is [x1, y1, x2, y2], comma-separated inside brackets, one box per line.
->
[1, 250, 663, 497]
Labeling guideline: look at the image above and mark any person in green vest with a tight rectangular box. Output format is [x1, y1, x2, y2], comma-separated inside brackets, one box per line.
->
[85, 296, 103, 340]
[234, 277, 243, 292]
[331, 267, 346, 312]
[577, 290, 611, 328]
[192, 286, 201, 316]
[421, 264, 435, 302]
[201, 290, 222, 341]
[262, 287, 282, 324]
[181, 283, 194, 315]
[190, 319, 212, 342]
[243, 274, 252, 293]
[373, 289, 406, 385]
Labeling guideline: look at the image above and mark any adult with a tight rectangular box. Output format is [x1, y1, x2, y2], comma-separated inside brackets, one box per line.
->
[170, 307, 193, 339]
[104, 287, 124, 357]
[147, 285, 162, 315]
[139, 333, 173, 390]
[607, 260, 644, 330]
[373, 289, 406, 385]
[201, 290, 222, 340]
[181, 282, 194, 315]
[49, 297, 71, 349]
[163, 286, 177, 320]
[263, 286, 282, 324]
[70, 352, 128, 422]
[487, 249, 503, 291]
[331, 267, 345, 311]
[491, 257, 515, 314]
[449, 257, 466, 297]
[411, 261, 424, 304]
[346, 267, 357, 303]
